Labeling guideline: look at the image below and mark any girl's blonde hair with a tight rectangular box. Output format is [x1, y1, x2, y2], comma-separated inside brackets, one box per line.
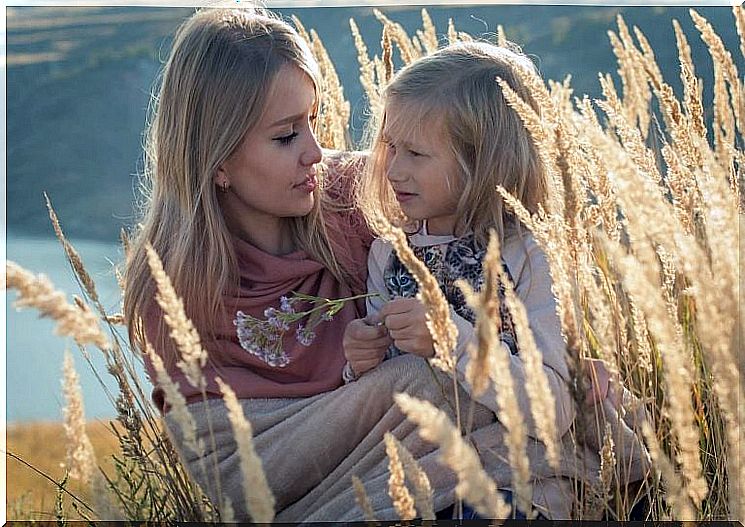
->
[124, 8, 349, 368]
[358, 40, 547, 249]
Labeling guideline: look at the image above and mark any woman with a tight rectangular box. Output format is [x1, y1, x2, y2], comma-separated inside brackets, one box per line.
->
[124, 7, 641, 522]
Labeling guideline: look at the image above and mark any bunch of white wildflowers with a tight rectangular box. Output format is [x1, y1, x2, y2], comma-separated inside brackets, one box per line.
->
[234, 291, 378, 367]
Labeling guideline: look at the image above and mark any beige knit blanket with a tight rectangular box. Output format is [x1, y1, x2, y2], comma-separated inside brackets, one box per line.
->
[166, 354, 650, 521]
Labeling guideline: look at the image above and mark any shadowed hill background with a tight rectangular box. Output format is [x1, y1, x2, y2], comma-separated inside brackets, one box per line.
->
[6, 5, 742, 242]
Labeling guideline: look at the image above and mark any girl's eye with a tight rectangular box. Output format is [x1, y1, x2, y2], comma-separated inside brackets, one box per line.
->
[408, 149, 422, 157]
[274, 131, 298, 145]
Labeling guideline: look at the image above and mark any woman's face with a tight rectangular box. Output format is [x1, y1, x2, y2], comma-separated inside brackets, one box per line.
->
[216, 64, 322, 236]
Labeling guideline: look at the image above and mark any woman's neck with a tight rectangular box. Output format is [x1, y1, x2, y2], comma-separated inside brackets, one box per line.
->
[229, 215, 296, 255]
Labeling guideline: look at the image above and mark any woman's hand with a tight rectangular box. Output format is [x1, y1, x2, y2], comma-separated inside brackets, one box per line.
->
[343, 314, 391, 376]
[379, 298, 435, 358]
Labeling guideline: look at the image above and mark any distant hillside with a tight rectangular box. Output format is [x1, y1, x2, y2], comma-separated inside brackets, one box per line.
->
[7, 5, 742, 242]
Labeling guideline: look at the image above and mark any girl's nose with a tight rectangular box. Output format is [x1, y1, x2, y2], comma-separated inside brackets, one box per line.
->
[386, 156, 406, 183]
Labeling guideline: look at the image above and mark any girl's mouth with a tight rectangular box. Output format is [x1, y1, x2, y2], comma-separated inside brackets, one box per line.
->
[395, 191, 417, 203]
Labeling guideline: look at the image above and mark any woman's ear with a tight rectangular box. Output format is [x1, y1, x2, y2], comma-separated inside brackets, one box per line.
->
[214, 165, 230, 188]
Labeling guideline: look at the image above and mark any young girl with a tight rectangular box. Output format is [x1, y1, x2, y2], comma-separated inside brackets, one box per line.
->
[345, 41, 576, 519]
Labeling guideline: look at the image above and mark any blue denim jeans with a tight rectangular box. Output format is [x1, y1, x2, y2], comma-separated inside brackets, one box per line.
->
[435, 489, 549, 520]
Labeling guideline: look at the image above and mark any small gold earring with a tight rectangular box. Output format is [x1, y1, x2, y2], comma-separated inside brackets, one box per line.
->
[220, 181, 229, 194]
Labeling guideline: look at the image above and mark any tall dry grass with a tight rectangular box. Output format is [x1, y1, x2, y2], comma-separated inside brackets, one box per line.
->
[5, 7, 743, 522]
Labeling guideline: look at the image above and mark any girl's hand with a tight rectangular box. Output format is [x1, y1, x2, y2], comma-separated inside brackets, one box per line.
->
[343, 315, 391, 376]
[379, 298, 435, 358]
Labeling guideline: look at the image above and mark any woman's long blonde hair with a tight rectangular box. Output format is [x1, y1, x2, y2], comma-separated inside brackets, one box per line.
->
[358, 40, 547, 249]
[124, 8, 348, 367]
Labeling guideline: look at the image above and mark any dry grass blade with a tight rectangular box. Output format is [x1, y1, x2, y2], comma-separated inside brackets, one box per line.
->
[144, 243, 207, 390]
[373, 9, 417, 65]
[45, 193, 101, 308]
[418, 8, 438, 54]
[690, 9, 744, 139]
[143, 343, 204, 459]
[673, 19, 706, 144]
[62, 349, 97, 484]
[6, 260, 110, 349]
[371, 216, 457, 372]
[310, 28, 350, 150]
[491, 233, 560, 471]
[603, 240, 707, 507]
[352, 476, 377, 522]
[641, 423, 696, 520]
[390, 434, 435, 520]
[384, 433, 416, 519]
[394, 393, 511, 519]
[735, 5, 745, 63]
[215, 378, 275, 522]
[349, 17, 382, 115]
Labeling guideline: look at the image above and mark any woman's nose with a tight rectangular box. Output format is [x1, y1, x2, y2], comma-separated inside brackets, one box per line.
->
[302, 131, 323, 166]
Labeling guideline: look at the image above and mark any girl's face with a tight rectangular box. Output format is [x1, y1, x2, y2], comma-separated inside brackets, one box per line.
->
[382, 103, 461, 235]
[216, 64, 322, 237]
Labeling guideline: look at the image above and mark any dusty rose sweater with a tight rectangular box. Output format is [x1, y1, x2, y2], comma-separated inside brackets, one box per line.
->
[144, 155, 372, 411]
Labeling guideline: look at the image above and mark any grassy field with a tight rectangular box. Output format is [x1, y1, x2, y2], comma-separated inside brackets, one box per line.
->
[8, 420, 122, 520]
[6, 5, 743, 523]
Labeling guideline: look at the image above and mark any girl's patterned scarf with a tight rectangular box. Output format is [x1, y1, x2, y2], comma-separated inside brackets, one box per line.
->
[383, 232, 519, 355]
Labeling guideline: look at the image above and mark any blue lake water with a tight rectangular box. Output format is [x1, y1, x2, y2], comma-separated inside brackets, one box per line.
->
[6, 233, 147, 422]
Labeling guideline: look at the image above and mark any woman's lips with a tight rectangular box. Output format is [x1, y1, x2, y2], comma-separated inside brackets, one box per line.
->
[295, 174, 316, 193]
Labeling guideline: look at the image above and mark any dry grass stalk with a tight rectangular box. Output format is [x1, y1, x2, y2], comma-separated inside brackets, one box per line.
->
[215, 378, 275, 523]
[381, 24, 394, 85]
[90, 470, 124, 520]
[384, 433, 416, 520]
[144, 243, 207, 390]
[641, 423, 696, 520]
[583, 423, 616, 520]
[596, 74, 663, 187]
[374, 9, 418, 65]
[496, 24, 507, 47]
[607, 19, 650, 139]
[604, 240, 707, 507]
[310, 28, 351, 150]
[370, 215, 457, 372]
[61, 349, 97, 484]
[104, 313, 126, 326]
[494, 241, 561, 472]
[45, 194, 101, 307]
[458, 235, 501, 397]
[673, 19, 707, 145]
[628, 297, 653, 374]
[418, 8, 438, 54]
[447, 18, 457, 45]
[352, 476, 377, 522]
[735, 5, 745, 62]
[220, 498, 235, 523]
[483, 335, 533, 516]
[143, 343, 204, 460]
[660, 145, 697, 234]
[390, 435, 435, 520]
[349, 18, 382, 115]
[690, 9, 744, 139]
[394, 393, 511, 519]
[6, 260, 110, 349]
[711, 59, 737, 167]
